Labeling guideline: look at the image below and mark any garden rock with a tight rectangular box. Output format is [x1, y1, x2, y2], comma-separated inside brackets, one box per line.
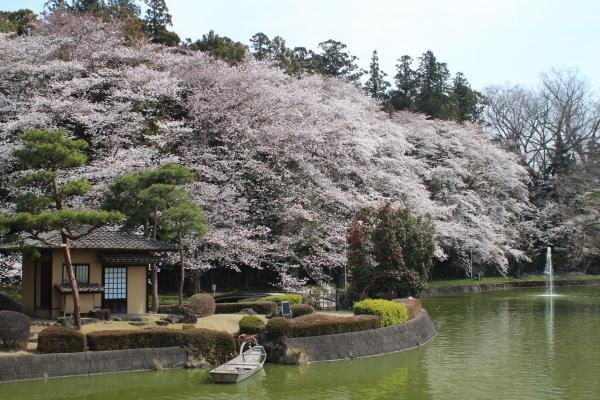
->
[238, 308, 257, 315]
[163, 310, 197, 324]
[0, 293, 21, 312]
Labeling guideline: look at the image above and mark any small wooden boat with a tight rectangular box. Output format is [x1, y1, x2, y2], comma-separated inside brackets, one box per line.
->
[210, 344, 267, 383]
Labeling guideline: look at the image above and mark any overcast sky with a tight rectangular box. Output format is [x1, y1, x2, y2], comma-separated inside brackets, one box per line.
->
[3, 0, 599, 90]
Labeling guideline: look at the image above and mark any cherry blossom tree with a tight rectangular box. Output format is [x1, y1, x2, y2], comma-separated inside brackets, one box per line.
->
[0, 13, 533, 290]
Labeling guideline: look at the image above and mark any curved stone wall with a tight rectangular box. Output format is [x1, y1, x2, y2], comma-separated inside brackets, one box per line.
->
[0, 347, 187, 382]
[285, 309, 437, 363]
[421, 279, 600, 297]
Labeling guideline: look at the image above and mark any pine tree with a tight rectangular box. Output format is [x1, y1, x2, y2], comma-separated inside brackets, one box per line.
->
[1, 130, 122, 329]
[143, 0, 179, 46]
[103, 163, 194, 311]
[250, 32, 271, 60]
[0, 9, 37, 35]
[313, 39, 364, 83]
[451, 72, 483, 123]
[188, 30, 247, 65]
[364, 50, 390, 101]
[415, 50, 452, 119]
[390, 55, 418, 111]
[45, 0, 106, 14]
[138, 186, 206, 306]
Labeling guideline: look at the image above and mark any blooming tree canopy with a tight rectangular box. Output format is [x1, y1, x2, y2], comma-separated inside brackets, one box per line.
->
[0, 13, 532, 286]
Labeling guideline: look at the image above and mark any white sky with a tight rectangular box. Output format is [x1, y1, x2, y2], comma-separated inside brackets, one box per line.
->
[3, 0, 600, 90]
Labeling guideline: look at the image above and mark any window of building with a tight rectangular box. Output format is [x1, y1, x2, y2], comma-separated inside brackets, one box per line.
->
[62, 264, 90, 284]
[104, 267, 127, 299]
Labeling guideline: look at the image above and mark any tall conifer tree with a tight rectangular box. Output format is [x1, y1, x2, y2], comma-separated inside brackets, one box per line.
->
[415, 50, 451, 119]
[364, 50, 390, 101]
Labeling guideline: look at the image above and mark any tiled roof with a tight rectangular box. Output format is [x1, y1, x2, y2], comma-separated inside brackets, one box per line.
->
[0, 229, 177, 252]
[98, 253, 164, 265]
[55, 283, 104, 293]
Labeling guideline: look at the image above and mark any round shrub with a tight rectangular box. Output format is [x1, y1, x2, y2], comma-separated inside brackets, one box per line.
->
[238, 315, 266, 334]
[262, 294, 304, 305]
[0, 310, 30, 349]
[38, 326, 85, 353]
[0, 292, 21, 312]
[291, 304, 314, 318]
[353, 299, 408, 327]
[189, 293, 216, 317]
[266, 317, 291, 340]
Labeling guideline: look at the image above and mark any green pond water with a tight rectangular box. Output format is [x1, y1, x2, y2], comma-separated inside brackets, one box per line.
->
[2, 285, 600, 400]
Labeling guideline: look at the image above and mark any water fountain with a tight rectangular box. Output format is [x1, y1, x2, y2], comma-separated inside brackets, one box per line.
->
[544, 247, 554, 296]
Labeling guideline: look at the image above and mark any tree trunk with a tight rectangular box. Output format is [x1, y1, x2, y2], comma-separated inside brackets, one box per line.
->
[150, 209, 159, 313]
[190, 269, 202, 294]
[61, 232, 81, 329]
[177, 227, 184, 307]
[151, 265, 159, 313]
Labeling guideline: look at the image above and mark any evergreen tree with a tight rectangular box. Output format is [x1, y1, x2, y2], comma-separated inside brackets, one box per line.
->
[45, 0, 106, 14]
[0, 130, 122, 329]
[138, 185, 206, 306]
[188, 30, 247, 65]
[292, 46, 315, 73]
[0, 9, 37, 35]
[250, 32, 271, 60]
[313, 39, 364, 83]
[107, 0, 140, 17]
[103, 163, 194, 311]
[451, 72, 483, 123]
[389, 55, 418, 111]
[249, 33, 309, 76]
[364, 50, 390, 101]
[44, 0, 145, 42]
[415, 50, 452, 119]
[107, 0, 144, 42]
[347, 203, 434, 298]
[268, 36, 287, 59]
[143, 0, 179, 46]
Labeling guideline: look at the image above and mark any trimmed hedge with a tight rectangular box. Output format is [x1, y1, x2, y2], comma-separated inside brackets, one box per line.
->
[87, 328, 235, 364]
[215, 301, 276, 315]
[291, 304, 314, 318]
[395, 298, 422, 320]
[238, 315, 265, 334]
[266, 317, 291, 340]
[266, 314, 380, 339]
[262, 294, 304, 305]
[38, 326, 85, 353]
[353, 299, 408, 327]
[288, 314, 380, 337]
[0, 310, 30, 349]
[189, 293, 216, 317]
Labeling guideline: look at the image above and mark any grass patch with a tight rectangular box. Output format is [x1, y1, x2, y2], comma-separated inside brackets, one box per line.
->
[157, 294, 190, 305]
[427, 274, 600, 289]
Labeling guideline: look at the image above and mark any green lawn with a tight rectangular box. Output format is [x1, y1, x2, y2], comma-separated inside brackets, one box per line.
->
[427, 274, 600, 289]
[157, 294, 190, 305]
[0, 284, 22, 301]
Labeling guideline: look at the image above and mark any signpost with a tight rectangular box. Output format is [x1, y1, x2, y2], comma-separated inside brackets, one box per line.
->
[212, 283, 216, 297]
[281, 300, 292, 319]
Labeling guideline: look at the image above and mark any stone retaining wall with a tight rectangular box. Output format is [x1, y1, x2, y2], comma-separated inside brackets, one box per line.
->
[0, 346, 187, 383]
[421, 279, 600, 297]
[285, 309, 436, 363]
